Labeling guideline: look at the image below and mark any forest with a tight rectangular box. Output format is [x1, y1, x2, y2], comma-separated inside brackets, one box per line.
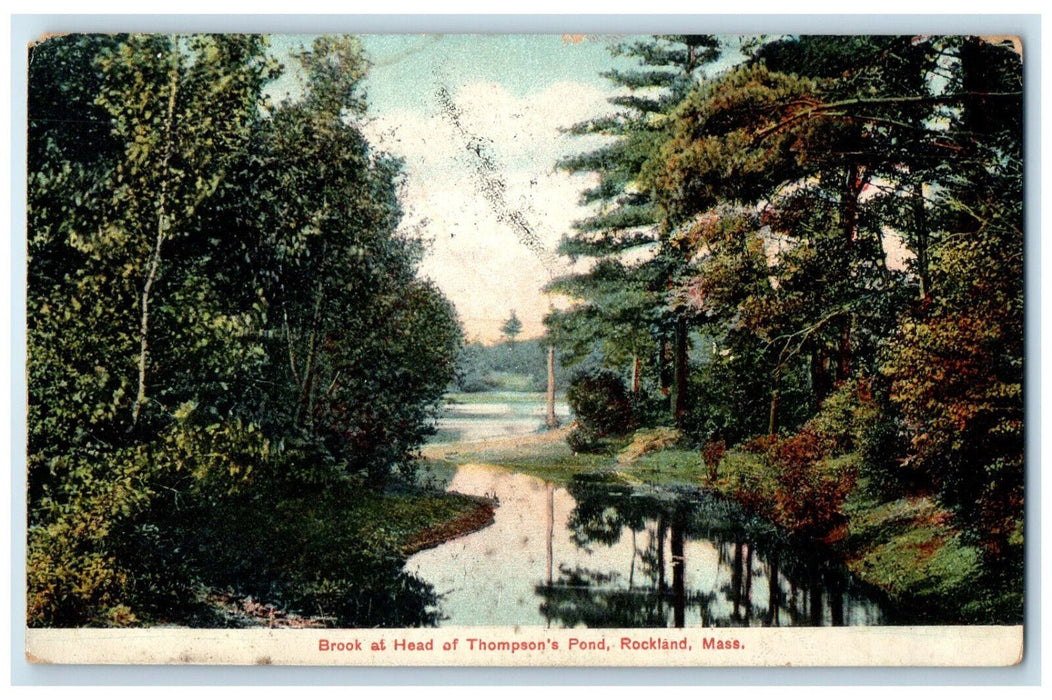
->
[25, 33, 1024, 628]
[27, 34, 466, 627]
[545, 34, 1023, 621]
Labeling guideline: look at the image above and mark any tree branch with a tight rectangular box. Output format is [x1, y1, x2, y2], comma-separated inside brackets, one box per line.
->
[754, 91, 1022, 139]
[130, 38, 180, 429]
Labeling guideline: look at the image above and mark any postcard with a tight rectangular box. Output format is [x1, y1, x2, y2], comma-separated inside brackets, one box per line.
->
[22, 30, 1025, 667]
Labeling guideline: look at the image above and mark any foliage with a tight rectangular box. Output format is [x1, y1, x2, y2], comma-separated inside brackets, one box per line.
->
[27, 34, 463, 626]
[634, 34, 1022, 580]
[767, 431, 857, 536]
[566, 424, 607, 455]
[454, 338, 569, 393]
[500, 310, 523, 342]
[567, 368, 635, 437]
[701, 438, 726, 483]
[565, 369, 635, 454]
[547, 36, 727, 416]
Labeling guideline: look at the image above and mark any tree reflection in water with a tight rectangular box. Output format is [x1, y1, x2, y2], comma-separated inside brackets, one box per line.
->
[536, 474, 888, 628]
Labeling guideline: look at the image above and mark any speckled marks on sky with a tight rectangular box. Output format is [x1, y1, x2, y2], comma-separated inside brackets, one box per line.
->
[435, 84, 562, 278]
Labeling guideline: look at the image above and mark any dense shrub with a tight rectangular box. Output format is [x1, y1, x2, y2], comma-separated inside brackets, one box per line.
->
[680, 346, 814, 446]
[566, 368, 634, 436]
[566, 424, 605, 454]
[701, 438, 727, 483]
[768, 431, 856, 536]
[26, 443, 200, 627]
[628, 383, 671, 429]
[805, 378, 916, 500]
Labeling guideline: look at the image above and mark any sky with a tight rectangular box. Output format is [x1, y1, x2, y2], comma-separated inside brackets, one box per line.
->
[272, 34, 640, 344]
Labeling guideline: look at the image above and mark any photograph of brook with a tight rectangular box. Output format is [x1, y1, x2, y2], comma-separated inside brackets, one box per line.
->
[23, 32, 1024, 665]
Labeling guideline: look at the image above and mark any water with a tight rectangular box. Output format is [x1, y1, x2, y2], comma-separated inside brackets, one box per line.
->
[407, 466, 891, 628]
[429, 392, 571, 444]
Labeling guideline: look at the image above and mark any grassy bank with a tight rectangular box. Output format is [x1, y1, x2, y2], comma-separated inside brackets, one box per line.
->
[426, 428, 1010, 624]
[157, 479, 493, 628]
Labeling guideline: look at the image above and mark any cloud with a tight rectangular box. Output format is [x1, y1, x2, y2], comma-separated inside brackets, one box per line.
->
[363, 80, 612, 344]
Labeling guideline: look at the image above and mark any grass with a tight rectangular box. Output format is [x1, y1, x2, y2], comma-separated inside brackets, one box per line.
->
[170, 475, 493, 628]
[422, 430, 608, 487]
[838, 494, 984, 620]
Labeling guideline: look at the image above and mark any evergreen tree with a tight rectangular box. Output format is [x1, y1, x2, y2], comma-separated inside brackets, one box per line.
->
[547, 36, 725, 417]
[500, 310, 523, 342]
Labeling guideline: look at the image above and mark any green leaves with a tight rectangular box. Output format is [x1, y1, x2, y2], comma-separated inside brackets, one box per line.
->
[27, 33, 463, 625]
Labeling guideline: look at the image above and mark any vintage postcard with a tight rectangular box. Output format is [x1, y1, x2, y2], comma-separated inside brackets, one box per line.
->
[22, 30, 1025, 667]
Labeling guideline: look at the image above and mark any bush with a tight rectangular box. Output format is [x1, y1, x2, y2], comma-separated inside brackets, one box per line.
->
[566, 368, 634, 438]
[567, 423, 606, 454]
[26, 444, 196, 627]
[805, 377, 916, 501]
[701, 438, 727, 483]
[746, 430, 856, 537]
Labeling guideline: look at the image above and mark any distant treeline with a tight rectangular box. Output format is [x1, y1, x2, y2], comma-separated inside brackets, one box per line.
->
[454, 339, 573, 393]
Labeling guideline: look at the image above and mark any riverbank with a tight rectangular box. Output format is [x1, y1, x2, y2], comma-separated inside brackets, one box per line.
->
[155, 477, 495, 628]
[422, 427, 1015, 624]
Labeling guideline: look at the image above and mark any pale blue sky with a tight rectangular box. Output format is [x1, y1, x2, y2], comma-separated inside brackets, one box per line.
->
[268, 33, 637, 113]
[265, 34, 745, 343]
[363, 34, 632, 114]
[265, 34, 645, 342]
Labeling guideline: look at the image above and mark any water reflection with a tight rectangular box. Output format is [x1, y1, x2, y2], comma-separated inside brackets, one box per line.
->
[406, 466, 889, 628]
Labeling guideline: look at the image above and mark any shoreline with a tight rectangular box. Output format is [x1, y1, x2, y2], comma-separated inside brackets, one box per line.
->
[423, 426, 1013, 625]
[404, 497, 497, 555]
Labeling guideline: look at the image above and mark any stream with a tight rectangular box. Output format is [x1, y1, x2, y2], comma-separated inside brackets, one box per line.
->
[407, 463, 892, 628]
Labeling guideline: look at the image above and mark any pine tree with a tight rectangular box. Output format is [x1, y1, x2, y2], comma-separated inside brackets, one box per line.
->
[500, 310, 523, 342]
[547, 35, 724, 418]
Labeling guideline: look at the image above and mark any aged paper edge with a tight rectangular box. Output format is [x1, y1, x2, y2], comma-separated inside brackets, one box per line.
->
[25, 625, 1023, 667]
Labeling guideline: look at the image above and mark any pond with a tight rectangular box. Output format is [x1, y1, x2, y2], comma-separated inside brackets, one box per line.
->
[406, 464, 892, 628]
[429, 392, 571, 445]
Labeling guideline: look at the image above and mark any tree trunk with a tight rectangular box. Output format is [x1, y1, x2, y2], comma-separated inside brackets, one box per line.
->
[295, 279, 326, 430]
[659, 337, 672, 396]
[130, 40, 181, 429]
[545, 343, 559, 429]
[912, 175, 930, 299]
[768, 388, 780, 436]
[836, 317, 852, 385]
[841, 160, 866, 249]
[811, 348, 832, 406]
[672, 316, 688, 424]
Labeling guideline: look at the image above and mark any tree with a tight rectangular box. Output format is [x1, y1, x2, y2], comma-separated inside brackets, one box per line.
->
[500, 310, 523, 342]
[641, 36, 1009, 434]
[882, 37, 1023, 564]
[245, 35, 462, 491]
[547, 36, 726, 421]
[26, 33, 464, 625]
[643, 34, 1023, 590]
[27, 33, 278, 625]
